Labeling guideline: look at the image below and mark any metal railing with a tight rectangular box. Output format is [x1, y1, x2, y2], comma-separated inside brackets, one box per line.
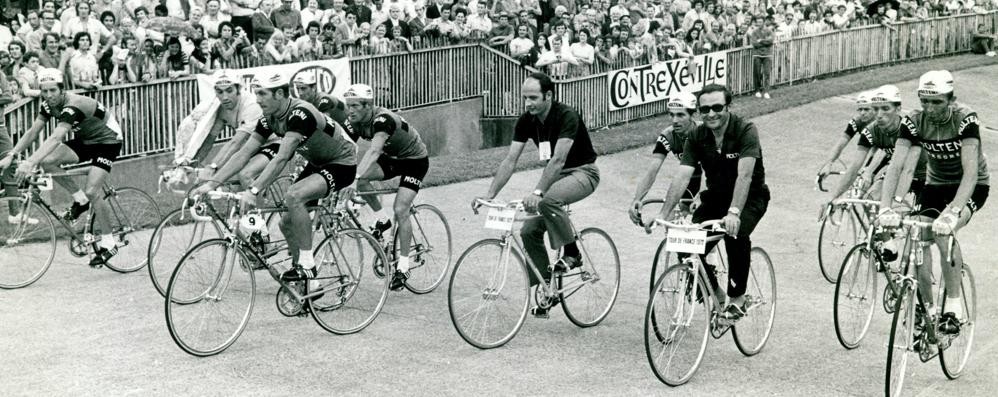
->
[4, 11, 995, 161]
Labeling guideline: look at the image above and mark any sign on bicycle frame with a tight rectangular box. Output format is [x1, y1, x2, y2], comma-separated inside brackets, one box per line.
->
[484, 208, 516, 232]
[665, 228, 708, 254]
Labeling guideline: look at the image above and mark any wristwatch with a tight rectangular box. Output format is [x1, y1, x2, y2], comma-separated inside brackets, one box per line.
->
[727, 207, 741, 216]
[249, 187, 261, 195]
[948, 206, 962, 215]
[533, 189, 544, 197]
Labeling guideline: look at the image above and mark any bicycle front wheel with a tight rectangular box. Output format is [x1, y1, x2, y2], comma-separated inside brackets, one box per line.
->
[400, 204, 452, 294]
[102, 187, 163, 273]
[560, 227, 620, 327]
[644, 264, 711, 386]
[733, 247, 777, 356]
[165, 239, 256, 357]
[447, 239, 530, 349]
[818, 204, 860, 283]
[0, 197, 57, 289]
[939, 265, 977, 379]
[885, 280, 916, 397]
[147, 207, 224, 297]
[833, 244, 878, 349]
[309, 228, 391, 335]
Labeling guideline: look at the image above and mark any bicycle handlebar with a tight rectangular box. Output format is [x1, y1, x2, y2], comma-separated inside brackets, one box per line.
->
[831, 198, 880, 207]
[472, 198, 524, 215]
[651, 218, 727, 234]
[188, 190, 242, 222]
[815, 171, 844, 192]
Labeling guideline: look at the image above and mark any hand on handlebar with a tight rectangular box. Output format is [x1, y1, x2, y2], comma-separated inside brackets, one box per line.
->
[722, 213, 741, 236]
[14, 161, 36, 180]
[471, 195, 491, 214]
[628, 200, 643, 227]
[189, 182, 219, 199]
[877, 207, 901, 228]
[932, 213, 958, 235]
[239, 190, 258, 212]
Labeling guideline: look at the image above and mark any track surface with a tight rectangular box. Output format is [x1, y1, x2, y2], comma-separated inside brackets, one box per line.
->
[3, 66, 998, 396]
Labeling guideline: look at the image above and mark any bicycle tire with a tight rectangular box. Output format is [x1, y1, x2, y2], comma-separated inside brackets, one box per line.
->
[560, 227, 620, 327]
[309, 228, 391, 335]
[398, 204, 452, 294]
[885, 280, 916, 397]
[147, 207, 224, 297]
[732, 247, 777, 356]
[447, 238, 530, 349]
[0, 197, 57, 289]
[165, 238, 256, 357]
[818, 204, 860, 283]
[833, 244, 878, 349]
[101, 187, 163, 273]
[939, 265, 976, 379]
[644, 263, 711, 386]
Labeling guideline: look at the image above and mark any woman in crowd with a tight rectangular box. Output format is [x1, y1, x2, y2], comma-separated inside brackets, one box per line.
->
[389, 25, 414, 53]
[262, 30, 294, 64]
[38, 33, 63, 69]
[685, 28, 706, 55]
[98, 11, 122, 85]
[7, 42, 26, 77]
[369, 24, 391, 54]
[569, 29, 596, 72]
[67, 32, 102, 90]
[190, 39, 215, 73]
[17, 51, 42, 98]
[301, 0, 327, 29]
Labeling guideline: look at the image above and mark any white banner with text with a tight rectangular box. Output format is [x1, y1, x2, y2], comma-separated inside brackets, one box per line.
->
[607, 51, 728, 110]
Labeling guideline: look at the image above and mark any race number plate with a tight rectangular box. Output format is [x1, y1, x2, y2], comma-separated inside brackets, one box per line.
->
[484, 207, 516, 231]
[38, 176, 54, 191]
[665, 228, 708, 254]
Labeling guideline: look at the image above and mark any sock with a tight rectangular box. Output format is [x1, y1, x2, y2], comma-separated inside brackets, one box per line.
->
[72, 191, 90, 205]
[397, 255, 410, 273]
[945, 296, 963, 318]
[562, 242, 580, 258]
[299, 249, 315, 269]
[98, 233, 116, 250]
[375, 208, 390, 222]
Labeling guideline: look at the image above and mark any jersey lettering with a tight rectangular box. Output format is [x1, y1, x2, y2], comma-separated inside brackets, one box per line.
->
[656, 135, 671, 152]
[958, 114, 979, 135]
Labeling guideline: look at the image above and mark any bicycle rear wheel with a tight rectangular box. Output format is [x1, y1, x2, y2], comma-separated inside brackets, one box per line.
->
[560, 227, 620, 327]
[165, 239, 255, 357]
[644, 264, 711, 386]
[0, 197, 57, 289]
[447, 239, 530, 349]
[818, 204, 860, 283]
[733, 247, 777, 356]
[885, 280, 916, 397]
[399, 204, 452, 294]
[939, 265, 976, 379]
[147, 207, 224, 297]
[833, 244, 878, 349]
[101, 187, 163, 273]
[309, 228, 391, 335]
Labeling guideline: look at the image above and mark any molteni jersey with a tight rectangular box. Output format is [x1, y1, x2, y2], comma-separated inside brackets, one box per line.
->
[254, 98, 357, 166]
[904, 104, 989, 185]
[40, 93, 122, 144]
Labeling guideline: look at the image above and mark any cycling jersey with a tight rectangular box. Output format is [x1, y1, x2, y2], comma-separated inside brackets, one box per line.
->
[315, 94, 348, 124]
[653, 124, 703, 175]
[216, 92, 269, 141]
[905, 104, 990, 185]
[353, 107, 429, 160]
[858, 116, 915, 157]
[844, 117, 872, 138]
[40, 93, 122, 145]
[254, 98, 357, 166]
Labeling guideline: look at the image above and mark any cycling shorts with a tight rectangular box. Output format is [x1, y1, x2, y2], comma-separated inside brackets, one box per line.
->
[64, 139, 122, 172]
[255, 143, 281, 160]
[918, 184, 989, 218]
[376, 156, 429, 192]
[295, 162, 356, 196]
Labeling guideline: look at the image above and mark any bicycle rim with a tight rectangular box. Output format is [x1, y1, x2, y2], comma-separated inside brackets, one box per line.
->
[818, 206, 859, 283]
[833, 244, 878, 349]
[733, 247, 777, 356]
[0, 197, 57, 289]
[560, 227, 620, 327]
[401, 204, 452, 294]
[447, 239, 529, 349]
[165, 239, 255, 357]
[309, 228, 391, 335]
[102, 187, 163, 273]
[148, 207, 223, 297]
[645, 264, 710, 386]
[939, 266, 976, 379]
[885, 281, 915, 397]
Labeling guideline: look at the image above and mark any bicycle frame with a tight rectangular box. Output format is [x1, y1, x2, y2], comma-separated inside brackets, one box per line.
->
[12, 179, 131, 251]
[893, 217, 958, 357]
[668, 233, 731, 331]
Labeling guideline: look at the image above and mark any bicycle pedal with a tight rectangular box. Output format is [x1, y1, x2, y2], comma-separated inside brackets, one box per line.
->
[530, 306, 550, 319]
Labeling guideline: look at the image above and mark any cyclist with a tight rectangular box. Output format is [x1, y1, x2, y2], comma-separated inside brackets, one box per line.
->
[826, 85, 923, 202]
[816, 91, 875, 178]
[0, 68, 124, 267]
[474, 72, 600, 318]
[181, 70, 269, 188]
[344, 83, 430, 291]
[878, 70, 990, 336]
[654, 84, 770, 321]
[290, 72, 349, 126]
[628, 92, 702, 226]
[192, 72, 358, 287]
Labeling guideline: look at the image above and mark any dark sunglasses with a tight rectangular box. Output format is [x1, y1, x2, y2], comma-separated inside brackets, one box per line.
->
[698, 104, 726, 114]
[919, 98, 946, 105]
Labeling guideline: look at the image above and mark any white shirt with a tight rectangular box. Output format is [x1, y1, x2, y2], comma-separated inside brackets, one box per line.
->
[509, 37, 534, 57]
[467, 14, 492, 33]
[569, 42, 595, 64]
[301, 8, 327, 28]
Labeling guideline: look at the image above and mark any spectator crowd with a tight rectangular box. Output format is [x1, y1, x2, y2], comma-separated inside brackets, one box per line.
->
[0, 0, 995, 96]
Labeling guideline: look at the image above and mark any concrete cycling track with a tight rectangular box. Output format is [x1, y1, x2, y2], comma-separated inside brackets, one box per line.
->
[2, 65, 997, 396]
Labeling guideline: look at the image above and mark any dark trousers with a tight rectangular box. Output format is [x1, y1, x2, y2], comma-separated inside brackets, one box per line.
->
[753, 56, 772, 93]
[691, 186, 770, 298]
